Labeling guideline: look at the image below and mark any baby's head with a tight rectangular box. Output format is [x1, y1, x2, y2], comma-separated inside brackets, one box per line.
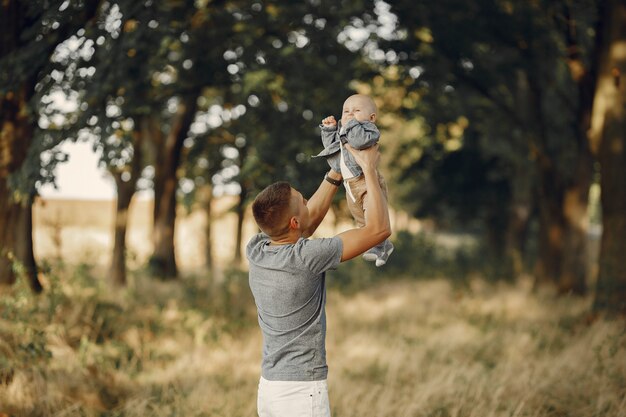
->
[341, 94, 377, 126]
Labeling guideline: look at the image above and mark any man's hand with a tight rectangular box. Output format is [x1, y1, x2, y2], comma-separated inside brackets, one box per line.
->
[322, 115, 337, 127]
[345, 143, 380, 173]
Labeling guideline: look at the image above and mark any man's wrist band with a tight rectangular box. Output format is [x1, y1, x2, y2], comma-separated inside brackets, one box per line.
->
[324, 174, 342, 186]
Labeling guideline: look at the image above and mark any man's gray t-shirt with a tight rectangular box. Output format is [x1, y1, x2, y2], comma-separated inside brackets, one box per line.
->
[247, 233, 343, 381]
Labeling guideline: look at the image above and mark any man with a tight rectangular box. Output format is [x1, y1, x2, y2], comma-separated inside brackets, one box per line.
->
[247, 143, 391, 416]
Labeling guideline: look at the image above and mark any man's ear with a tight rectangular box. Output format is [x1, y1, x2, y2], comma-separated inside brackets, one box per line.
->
[369, 113, 377, 122]
[289, 216, 299, 229]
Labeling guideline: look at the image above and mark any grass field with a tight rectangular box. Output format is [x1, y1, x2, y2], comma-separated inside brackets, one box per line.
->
[1, 262, 624, 417]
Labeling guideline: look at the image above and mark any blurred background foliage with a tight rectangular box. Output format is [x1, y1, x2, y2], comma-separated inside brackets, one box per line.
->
[0, 0, 624, 314]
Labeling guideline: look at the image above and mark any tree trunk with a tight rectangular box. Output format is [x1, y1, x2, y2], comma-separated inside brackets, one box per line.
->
[479, 158, 530, 281]
[149, 95, 198, 279]
[483, 202, 515, 279]
[203, 185, 214, 270]
[110, 174, 135, 286]
[555, 0, 603, 295]
[0, 85, 42, 292]
[526, 71, 565, 289]
[590, 0, 626, 316]
[0, 187, 41, 292]
[534, 170, 589, 295]
[233, 189, 247, 266]
[527, 73, 589, 295]
[534, 170, 565, 288]
[505, 202, 532, 277]
[233, 143, 250, 266]
[559, 165, 591, 295]
[151, 171, 178, 279]
[0, 3, 40, 291]
[108, 127, 143, 286]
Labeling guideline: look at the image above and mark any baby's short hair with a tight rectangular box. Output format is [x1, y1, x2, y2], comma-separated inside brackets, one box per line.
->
[251, 181, 293, 237]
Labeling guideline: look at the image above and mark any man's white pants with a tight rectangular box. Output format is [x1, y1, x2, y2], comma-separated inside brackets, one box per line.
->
[257, 377, 331, 417]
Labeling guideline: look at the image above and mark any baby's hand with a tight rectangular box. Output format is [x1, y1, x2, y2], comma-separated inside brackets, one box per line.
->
[322, 116, 337, 127]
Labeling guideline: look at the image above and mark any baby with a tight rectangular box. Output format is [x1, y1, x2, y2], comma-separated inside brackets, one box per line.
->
[315, 94, 394, 266]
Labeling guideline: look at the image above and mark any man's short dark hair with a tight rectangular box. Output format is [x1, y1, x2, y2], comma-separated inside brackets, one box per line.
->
[252, 182, 293, 237]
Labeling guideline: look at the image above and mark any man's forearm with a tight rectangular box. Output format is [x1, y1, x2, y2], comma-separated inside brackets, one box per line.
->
[362, 167, 390, 236]
[304, 170, 342, 236]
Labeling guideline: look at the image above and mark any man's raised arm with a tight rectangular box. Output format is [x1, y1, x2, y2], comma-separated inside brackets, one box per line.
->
[302, 169, 343, 238]
[337, 144, 391, 261]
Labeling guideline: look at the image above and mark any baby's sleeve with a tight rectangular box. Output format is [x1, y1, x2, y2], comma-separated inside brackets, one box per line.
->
[341, 120, 380, 150]
[320, 124, 338, 148]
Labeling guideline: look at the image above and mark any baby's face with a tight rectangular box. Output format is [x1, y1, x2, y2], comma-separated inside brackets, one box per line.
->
[341, 95, 377, 125]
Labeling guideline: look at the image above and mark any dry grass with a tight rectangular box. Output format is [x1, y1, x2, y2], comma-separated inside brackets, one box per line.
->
[327, 279, 625, 417]
[1, 267, 624, 417]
